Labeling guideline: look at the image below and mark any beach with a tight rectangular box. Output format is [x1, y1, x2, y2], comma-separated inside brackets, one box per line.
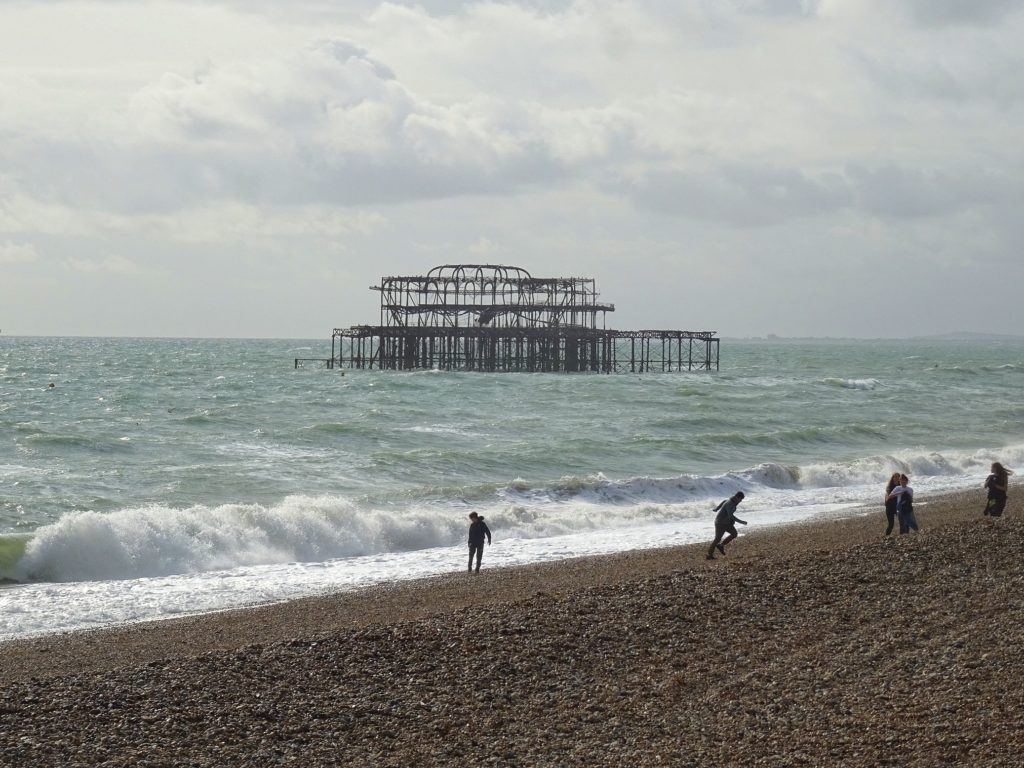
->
[2, 487, 1022, 766]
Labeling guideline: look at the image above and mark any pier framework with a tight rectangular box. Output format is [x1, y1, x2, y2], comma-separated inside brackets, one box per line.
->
[323, 265, 719, 373]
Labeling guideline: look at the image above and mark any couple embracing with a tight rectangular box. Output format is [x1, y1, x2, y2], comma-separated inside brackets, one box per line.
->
[884, 473, 918, 535]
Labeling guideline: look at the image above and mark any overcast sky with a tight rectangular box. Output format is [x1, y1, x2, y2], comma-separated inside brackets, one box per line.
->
[2, 0, 1023, 339]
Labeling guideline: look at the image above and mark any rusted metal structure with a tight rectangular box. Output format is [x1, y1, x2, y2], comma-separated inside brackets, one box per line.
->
[326, 265, 719, 373]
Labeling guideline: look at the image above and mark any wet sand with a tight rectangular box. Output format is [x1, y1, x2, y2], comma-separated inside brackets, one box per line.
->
[2, 486, 1022, 766]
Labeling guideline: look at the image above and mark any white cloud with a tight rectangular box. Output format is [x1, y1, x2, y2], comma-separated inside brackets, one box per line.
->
[129, 41, 401, 145]
[0, 240, 38, 265]
[62, 255, 144, 274]
[133, 203, 387, 244]
[1, 184, 384, 245]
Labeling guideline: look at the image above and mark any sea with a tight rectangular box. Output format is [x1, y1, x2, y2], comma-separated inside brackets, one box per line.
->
[1, 336, 1022, 640]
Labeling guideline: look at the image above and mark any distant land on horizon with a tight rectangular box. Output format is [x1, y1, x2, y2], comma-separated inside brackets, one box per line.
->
[729, 332, 1024, 343]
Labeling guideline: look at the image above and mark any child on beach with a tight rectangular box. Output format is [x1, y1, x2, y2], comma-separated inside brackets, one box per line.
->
[467, 512, 492, 573]
[886, 474, 918, 534]
[983, 462, 1013, 518]
[706, 492, 746, 560]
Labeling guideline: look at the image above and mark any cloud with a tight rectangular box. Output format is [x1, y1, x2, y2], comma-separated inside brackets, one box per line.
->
[4, 36, 651, 213]
[853, 34, 1024, 106]
[1, 182, 384, 245]
[6, 4, 1018, 220]
[109, 40, 574, 206]
[846, 164, 1012, 220]
[0, 240, 38, 265]
[127, 203, 387, 244]
[130, 40, 399, 144]
[904, 0, 1024, 27]
[621, 159, 1021, 227]
[4, 6, 1021, 230]
[62, 254, 143, 274]
[623, 164, 853, 226]
[737, 0, 822, 17]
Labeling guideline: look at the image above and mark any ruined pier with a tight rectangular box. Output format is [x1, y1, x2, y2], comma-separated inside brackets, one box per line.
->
[327, 264, 719, 373]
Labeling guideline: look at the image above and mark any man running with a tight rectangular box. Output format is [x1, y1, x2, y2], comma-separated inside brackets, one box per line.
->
[707, 492, 746, 560]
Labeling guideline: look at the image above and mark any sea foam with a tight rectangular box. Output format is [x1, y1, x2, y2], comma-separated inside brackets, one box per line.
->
[11, 443, 1020, 585]
[14, 497, 461, 583]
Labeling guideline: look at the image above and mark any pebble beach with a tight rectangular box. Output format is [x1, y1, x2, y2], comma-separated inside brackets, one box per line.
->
[2, 487, 1022, 767]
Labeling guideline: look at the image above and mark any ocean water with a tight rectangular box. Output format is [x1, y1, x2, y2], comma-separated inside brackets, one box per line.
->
[1, 336, 1021, 639]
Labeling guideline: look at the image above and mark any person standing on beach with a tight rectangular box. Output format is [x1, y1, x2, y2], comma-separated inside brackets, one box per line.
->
[983, 462, 1013, 518]
[884, 472, 902, 536]
[706, 492, 746, 560]
[467, 512, 492, 573]
[886, 474, 918, 533]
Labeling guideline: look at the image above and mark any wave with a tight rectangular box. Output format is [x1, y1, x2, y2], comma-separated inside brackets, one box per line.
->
[8, 444, 1022, 585]
[672, 386, 712, 397]
[924, 364, 1016, 378]
[797, 446, 1024, 489]
[696, 424, 889, 449]
[181, 407, 243, 425]
[6, 474, 728, 583]
[0, 534, 29, 581]
[20, 432, 134, 453]
[821, 377, 880, 390]
[399, 425, 480, 437]
[303, 422, 364, 435]
[11, 498, 465, 583]
[182, 413, 217, 425]
[410, 444, 1023, 508]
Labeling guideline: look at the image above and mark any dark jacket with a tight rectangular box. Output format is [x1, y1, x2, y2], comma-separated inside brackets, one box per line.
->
[714, 498, 744, 527]
[986, 473, 1008, 501]
[468, 517, 492, 546]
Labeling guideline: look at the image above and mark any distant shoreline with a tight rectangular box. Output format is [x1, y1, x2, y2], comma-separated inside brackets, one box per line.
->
[728, 332, 1024, 342]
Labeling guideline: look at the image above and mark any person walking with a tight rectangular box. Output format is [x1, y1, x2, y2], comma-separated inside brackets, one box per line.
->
[706, 492, 746, 560]
[983, 462, 1013, 518]
[886, 474, 918, 533]
[884, 471, 902, 536]
[467, 512, 492, 573]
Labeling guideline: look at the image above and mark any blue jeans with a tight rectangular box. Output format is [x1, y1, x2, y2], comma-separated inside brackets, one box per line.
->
[898, 508, 918, 533]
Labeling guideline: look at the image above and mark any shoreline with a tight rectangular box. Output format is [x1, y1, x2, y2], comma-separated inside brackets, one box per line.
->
[0, 486, 995, 681]
[3, 485, 1022, 766]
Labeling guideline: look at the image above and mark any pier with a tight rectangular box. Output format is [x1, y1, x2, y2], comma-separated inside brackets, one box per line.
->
[329, 264, 719, 373]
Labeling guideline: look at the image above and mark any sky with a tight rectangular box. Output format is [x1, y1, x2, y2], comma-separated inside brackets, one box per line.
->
[2, 0, 1023, 340]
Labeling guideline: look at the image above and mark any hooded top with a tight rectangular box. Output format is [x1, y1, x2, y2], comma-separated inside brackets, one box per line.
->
[714, 496, 743, 527]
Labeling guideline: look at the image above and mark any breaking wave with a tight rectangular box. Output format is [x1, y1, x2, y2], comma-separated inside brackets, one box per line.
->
[9, 443, 1020, 585]
[821, 377, 880, 390]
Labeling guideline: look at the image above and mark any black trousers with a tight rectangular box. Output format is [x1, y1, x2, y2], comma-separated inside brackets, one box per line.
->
[469, 543, 484, 572]
[708, 523, 738, 557]
[885, 500, 898, 535]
